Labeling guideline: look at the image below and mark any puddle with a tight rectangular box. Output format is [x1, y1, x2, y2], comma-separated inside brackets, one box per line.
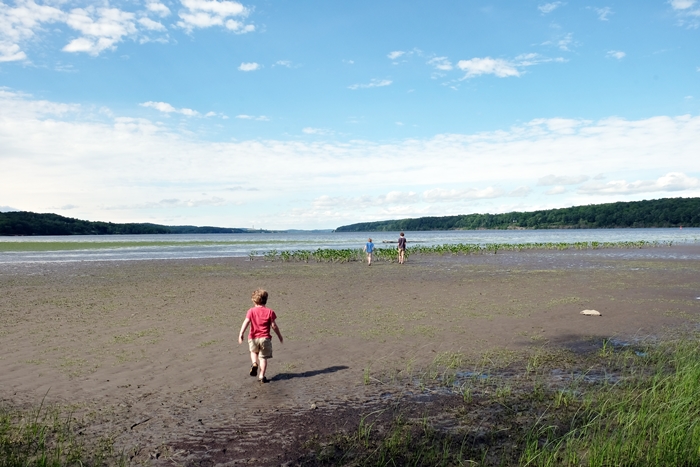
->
[549, 368, 621, 385]
[454, 371, 490, 380]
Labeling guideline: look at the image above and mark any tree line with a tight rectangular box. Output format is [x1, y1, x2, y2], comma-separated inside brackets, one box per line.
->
[335, 197, 700, 232]
[0, 211, 256, 236]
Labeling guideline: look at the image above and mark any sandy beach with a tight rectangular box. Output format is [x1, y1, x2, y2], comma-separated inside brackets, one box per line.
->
[1, 245, 700, 464]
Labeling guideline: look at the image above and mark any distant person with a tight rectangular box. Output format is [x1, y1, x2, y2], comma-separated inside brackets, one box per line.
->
[397, 232, 407, 264]
[238, 289, 283, 383]
[363, 238, 374, 266]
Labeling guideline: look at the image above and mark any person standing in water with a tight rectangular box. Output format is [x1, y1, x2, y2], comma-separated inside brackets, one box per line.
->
[397, 232, 407, 264]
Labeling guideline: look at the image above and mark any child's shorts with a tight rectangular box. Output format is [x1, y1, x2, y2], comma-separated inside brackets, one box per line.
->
[248, 338, 273, 359]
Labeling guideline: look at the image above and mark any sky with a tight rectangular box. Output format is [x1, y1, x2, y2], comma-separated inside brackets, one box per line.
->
[0, 0, 699, 230]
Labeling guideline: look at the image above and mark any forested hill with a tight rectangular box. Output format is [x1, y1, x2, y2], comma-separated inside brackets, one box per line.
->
[335, 197, 700, 232]
[0, 211, 256, 236]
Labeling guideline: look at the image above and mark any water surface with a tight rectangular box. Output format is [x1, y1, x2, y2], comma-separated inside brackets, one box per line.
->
[1, 228, 698, 264]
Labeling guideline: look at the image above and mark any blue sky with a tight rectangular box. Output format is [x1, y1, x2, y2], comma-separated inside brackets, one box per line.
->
[1, 0, 699, 229]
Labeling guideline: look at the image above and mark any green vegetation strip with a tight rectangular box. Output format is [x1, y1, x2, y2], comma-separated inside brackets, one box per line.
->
[258, 240, 672, 263]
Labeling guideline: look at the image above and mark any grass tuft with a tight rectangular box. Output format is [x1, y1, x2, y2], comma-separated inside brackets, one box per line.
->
[0, 398, 124, 467]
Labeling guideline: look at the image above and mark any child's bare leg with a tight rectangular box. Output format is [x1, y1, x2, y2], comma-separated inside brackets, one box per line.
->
[259, 357, 268, 378]
[250, 351, 259, 366]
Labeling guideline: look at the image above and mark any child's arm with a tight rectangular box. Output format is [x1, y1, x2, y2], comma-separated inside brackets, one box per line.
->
[238, 317, 250, 344]
[271, 319, 283, 344]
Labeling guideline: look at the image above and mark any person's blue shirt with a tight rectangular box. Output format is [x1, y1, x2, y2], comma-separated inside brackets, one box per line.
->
[365, 242, 374, 253]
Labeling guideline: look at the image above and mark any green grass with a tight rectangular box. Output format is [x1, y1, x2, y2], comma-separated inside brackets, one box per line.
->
[295, 337, 700, 466]
[0, 399, 123, 467]
[521, 339, 700, 466]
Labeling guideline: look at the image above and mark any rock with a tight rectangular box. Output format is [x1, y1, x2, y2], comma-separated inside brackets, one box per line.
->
[580, 309, 601, 316]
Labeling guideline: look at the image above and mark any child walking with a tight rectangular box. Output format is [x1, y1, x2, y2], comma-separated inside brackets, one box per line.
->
[238, 289, 283, 383]
[363, 238, 374, 266]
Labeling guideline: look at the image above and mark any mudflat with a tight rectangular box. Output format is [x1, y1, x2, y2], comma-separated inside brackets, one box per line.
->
[1, 245, 699, 464]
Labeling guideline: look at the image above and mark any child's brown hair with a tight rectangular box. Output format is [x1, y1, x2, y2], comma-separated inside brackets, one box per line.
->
[252, 289, 268, 305]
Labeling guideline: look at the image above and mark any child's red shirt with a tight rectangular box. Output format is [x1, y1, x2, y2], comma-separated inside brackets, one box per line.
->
[246, 306, 277, 339]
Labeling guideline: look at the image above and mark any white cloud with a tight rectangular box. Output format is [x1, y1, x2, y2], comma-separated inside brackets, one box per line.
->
[138, 17, 166, 31]
[49, 204, 79, 210]
[427, 56, 453, 71]
[146, 2, 171, 17]
[62, 7, 138, 55]
[225, 19, 254, 33]
[274, 60, 292, 67]
[0, 42, 26, 62]
[557, 33, 574, 51]
[578, 172, 700, 195]
[668, 0, 700, 27]
[238, 61, 260, 71]
[594, 7, 613, 21]
[141, 101, 176, 113]
[421, 186, 531, 202]
[2, 90, 700, 228]
[457, 57, 520, 78]
[607, 50, 626, 59]
[0, 89, 80, 116]
[106, 197, 229, 210]
[348, 79, 392, 90]
[0, 0, 64, 61]
[670, 0, 696, 10]
[0, 0, 249, 62]
[387, 48, 423, 63]
[236, 114, 269, 121]
[312, 191, 420, 211]
[538, 174, 589, 186]
[140, 101, 200, 116]
[0, 0, 253, 60]
[423, 187, 505, 202]
[545, 186, 567, 195]
[177, 0, 253, 33]
[510, 186, 532, 197]
[302, 127, 332, 135]
[538, 2, 563, 14]
[514, 52, 566, 67]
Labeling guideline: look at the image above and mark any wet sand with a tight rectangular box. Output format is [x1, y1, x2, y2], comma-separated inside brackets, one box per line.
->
[1, 245, 699, 464]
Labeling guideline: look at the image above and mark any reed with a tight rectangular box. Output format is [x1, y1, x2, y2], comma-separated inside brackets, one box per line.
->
[521, 339, 700, 466]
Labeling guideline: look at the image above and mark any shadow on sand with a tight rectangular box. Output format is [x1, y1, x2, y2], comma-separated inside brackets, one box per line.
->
[272, 365, 349, 381]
